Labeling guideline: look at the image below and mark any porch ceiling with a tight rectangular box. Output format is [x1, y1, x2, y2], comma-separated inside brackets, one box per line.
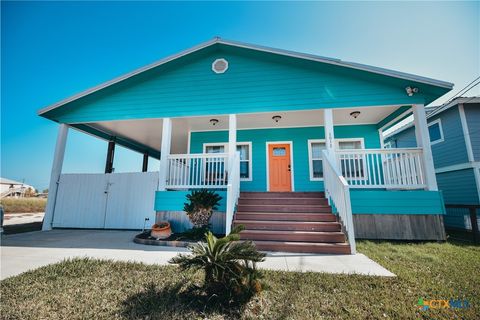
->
[80, 105, 402, 156]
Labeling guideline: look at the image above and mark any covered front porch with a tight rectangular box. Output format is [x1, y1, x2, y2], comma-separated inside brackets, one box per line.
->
[42, 103, 445, 254]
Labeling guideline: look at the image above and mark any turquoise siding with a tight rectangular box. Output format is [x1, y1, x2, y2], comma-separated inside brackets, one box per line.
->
[350, 190, 445, 215]
[190, 125, 381, 192]
[154, 190, 227, 211]
[464, 103, 480, 161]
[42, 44, 443, 124]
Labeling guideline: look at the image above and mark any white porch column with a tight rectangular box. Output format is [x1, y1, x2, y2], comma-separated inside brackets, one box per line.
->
[42, 124, 69, 231]
[324, 109, 336, 161]
[228, 114, 237, 170]
[158, 118, 172, 191]
[413, 104, 438, 191]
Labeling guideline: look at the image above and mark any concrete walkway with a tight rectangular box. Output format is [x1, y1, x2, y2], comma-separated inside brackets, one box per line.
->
[3, 212, 44, 226]
[1, 230, 395, 280]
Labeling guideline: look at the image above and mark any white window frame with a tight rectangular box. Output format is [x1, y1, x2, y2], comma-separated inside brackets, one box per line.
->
[308, 139, 326, 181]
[336, 138, 367, 180]
[428, 118, 444, 145]
[203, 142, 252, 181]
[308, 138, 366, 181]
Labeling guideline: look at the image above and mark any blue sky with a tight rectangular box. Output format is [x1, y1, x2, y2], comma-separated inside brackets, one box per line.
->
[1, 1, 479, 190]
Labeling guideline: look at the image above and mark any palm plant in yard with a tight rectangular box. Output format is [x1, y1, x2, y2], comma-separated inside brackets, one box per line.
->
[169, 225, 266, 299]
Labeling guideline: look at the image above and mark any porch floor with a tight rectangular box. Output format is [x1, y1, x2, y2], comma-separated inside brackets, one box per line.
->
[1, 230, 394, 279]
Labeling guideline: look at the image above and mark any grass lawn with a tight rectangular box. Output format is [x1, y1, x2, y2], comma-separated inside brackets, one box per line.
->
[0, 197, 47, 213]
[1, 240, 478, 319]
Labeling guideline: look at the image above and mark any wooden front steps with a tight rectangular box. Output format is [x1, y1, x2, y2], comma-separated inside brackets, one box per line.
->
[234, 192, 351, 254]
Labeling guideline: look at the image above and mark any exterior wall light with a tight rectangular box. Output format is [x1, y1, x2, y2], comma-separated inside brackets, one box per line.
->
[272, 115, 282, 123]
[349, 111, 361, 119]
[405, 86, 419, 96]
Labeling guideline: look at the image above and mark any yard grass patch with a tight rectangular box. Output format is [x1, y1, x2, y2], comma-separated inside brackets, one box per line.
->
[0, 197, 47, 213]
[1, 240, 479, 319]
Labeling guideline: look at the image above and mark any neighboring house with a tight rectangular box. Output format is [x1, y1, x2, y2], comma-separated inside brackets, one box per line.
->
[386, 97, 480, 230]
[38, 38, 453, 254]
[0, 178, 35, 198]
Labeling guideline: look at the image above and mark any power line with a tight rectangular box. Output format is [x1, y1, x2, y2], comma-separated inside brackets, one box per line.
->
[438, 76, 480, 107]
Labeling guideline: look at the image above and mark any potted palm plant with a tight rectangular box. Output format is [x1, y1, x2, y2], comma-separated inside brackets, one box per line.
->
[183, 189, 222, 229]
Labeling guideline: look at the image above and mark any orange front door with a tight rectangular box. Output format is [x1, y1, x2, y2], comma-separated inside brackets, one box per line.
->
[268, 144, 292, 192]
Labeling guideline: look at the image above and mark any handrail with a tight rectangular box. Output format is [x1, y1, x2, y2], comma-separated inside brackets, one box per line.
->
[323, 150, 356, 254]
[225, 151, 240, 235]
[165, 153, 229, 189]
[335, 148, 426, 189]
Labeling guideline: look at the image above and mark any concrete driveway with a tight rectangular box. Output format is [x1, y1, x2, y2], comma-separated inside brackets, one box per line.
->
[1, 229, 394, 280]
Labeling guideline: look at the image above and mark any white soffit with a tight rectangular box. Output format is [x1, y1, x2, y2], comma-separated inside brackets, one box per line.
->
[85, 105, 400, 154]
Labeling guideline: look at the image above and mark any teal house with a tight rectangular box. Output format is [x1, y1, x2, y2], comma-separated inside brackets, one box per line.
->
[39, 38, 453, 254]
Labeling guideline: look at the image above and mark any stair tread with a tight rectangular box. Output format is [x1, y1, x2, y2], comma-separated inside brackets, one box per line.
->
[236, 212, 334, 215]
[240, 194, 326, 200]
[234, 220, 339, 224]
[249, 240, 349, 246]
[239, 204, 330, 207]
[241, 230, 344, 235]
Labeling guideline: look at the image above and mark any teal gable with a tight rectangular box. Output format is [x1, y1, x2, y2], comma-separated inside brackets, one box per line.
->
[41, 42, 449, 124]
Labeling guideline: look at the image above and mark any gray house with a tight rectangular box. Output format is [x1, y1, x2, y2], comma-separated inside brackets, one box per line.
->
[386, 97, 480, 230]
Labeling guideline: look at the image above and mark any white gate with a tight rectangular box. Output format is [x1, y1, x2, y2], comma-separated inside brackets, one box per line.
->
[52, 172, 158, 229]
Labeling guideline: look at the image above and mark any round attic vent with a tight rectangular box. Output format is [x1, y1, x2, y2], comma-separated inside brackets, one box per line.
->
[212, 58, 228, 74]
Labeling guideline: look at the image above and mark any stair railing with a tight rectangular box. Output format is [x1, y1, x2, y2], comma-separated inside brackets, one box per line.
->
[225, 151, 241, 235]
[323, 150, 356, 254]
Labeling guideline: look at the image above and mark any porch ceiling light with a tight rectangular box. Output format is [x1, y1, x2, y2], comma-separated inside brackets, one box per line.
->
[209, 118, 219, 126]
[272, 115, 282, 123]
[405, 86, 419, 96]
[349, 111, 361, 119]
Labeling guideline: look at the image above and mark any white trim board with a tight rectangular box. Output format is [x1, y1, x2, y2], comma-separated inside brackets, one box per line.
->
[265, 141, 295, 192]
[458, 104, 474, 162]
[434, 162, 480, 174]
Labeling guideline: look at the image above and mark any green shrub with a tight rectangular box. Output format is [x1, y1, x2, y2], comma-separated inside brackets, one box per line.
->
[169, 225, 266, 300]
[183, 189, 222, 228]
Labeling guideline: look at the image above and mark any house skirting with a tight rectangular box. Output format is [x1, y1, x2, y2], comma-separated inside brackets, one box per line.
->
[353, 214, 446, 240]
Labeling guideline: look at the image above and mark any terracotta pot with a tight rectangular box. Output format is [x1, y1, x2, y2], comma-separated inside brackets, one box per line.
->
[151, 221, 172, 239]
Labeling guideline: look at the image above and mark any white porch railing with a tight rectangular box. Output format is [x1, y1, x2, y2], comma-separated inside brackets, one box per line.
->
[335, 148, 426, 189]
[225, 151, 241, 235]
[323, 150, 356, 254]
[166, 153, 229, 189]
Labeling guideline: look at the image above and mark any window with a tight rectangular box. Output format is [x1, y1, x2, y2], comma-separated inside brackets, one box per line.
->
[384, 140, 397, 149]
[272, 147, 286, 156]
[308, 140, 326, 180]
[308, 139, 365, 181]
[336, 139, 365, 178]
[204, 142, 252, 181]
[236, 144, 251, 179]
[428, 119, 444, 145]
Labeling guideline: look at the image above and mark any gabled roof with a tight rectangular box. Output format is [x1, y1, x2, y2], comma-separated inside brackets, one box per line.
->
[38, 37, 453, 116]
[425, 96, 480, 119]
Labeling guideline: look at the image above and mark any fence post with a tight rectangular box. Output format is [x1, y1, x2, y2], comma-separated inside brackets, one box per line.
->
[469, 207, 479, 244]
